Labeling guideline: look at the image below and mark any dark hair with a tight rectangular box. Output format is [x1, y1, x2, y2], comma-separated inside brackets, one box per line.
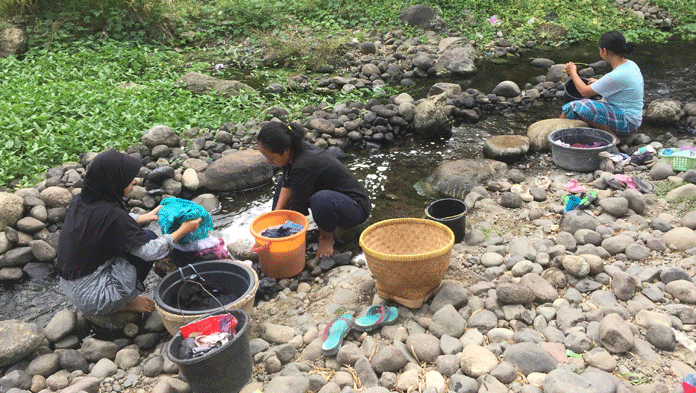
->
[257, 122, 306, 155]
[598, 30, 635, 56]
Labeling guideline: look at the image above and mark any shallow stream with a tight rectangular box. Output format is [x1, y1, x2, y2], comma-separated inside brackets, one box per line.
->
[1, 38, 694, 326]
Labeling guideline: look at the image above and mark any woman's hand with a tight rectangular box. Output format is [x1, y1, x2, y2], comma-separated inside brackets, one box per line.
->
[170, 218, 203, 243]
[563, 62, 578, 76]
[588, 78, 598, 84]
[137, 205, 162, 225]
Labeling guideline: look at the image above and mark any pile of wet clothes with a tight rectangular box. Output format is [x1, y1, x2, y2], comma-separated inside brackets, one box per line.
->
[176, 314, 238, 360]
[261, 220, 304, 238]
[171, 236, 230, 266]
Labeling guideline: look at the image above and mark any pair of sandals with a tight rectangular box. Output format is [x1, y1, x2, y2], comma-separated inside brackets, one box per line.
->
[562, 190, 598, 213]
[321, 305, 399, 356]
[605, 174, 654, 194]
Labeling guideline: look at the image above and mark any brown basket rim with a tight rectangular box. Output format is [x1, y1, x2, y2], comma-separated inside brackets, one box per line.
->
[359, 218, 454, 261]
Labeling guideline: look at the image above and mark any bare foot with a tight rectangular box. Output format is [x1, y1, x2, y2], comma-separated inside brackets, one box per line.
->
[317, 229, 335, 257]
[120, 295, 155, 314]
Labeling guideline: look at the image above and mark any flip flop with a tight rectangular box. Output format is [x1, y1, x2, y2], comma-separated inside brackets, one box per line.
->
[578, 190, 598, 209]
[614, 174, 638, 191]
[562, 194, 581, 214]
[632, 175, 655, 194]
[604, 176, 626, 190]
[353, 305, 399, 332]
[322, 314, 353, 356]
[511, 184, 533, 202]
[564, 179, 585, 194]
[535, 176, 550, 190]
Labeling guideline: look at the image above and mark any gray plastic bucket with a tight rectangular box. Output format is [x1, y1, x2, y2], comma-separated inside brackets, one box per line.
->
[548, 127, 617, 172]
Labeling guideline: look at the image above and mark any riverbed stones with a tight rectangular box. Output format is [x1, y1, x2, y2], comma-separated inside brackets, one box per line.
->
[203, 149, 273, 191]
[0, 26, 28, 58]
[492, 81, 520, 98]
[399, 4, 437, 28]
[438, 46, 477, 75]
[526, 119, 588, 151]
[0, 320, 45, 367]
[599, 313, 634, 353]
[0, 192, 24, 231]
[423, 159, 508, 199]
[662, 227, 696, 251]
[645, 98, 684, 125]
[503, 342, 557, 375]
[460, 345, 498, 377]
[413, 93, 451, 138]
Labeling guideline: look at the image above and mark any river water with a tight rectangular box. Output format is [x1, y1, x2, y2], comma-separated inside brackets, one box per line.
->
[1, 38, 694, 327]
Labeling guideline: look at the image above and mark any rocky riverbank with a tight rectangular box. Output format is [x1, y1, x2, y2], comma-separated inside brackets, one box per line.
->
[2, 6, 696, 392]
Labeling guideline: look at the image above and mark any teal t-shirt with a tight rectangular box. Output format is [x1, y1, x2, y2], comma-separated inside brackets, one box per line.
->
[591, 60, 644, 127]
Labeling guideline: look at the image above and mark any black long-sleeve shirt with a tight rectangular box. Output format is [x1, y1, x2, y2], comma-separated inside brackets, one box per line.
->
[282, 143, 371, 216]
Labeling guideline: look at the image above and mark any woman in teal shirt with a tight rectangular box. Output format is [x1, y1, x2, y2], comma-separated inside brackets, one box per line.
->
[560, 31, 644, 138]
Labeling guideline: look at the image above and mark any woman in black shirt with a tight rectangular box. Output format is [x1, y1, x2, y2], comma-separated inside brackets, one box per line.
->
[257, 122, 371, 257]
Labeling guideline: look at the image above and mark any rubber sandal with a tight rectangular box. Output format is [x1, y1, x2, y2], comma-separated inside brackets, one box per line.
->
[578, 190, 598, 209]
[615, 174, 638, 191]
[604, 177, 626, 190]
[322, 314, 353, 356]
[562, 194, 581, 214]
[633, 175, 654, 194]
[535, 176, 550, 190]
[511, 184, 533, 202]
[564, 179, 585, 194]
[353, 305, 399, 332]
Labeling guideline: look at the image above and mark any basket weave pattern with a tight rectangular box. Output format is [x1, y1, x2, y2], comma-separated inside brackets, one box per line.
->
[658, 149, 696, 172]
[360, 218, 454, 308]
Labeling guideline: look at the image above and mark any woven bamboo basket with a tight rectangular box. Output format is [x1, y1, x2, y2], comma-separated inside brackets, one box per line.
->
[155, 262, 259, 336]
[359, 218, 454, 308]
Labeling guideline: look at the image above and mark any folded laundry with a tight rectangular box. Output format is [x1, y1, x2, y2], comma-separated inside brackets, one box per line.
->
[261, 220, 305, 238]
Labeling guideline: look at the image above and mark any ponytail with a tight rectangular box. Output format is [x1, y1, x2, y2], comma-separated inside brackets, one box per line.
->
[623, 41, 636, 55]
[257, 121, 306, 155]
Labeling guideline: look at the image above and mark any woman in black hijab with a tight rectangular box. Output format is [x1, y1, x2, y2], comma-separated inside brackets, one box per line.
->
[56, 150, 201, 316]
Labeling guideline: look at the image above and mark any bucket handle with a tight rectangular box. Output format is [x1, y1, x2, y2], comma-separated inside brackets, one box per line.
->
[424, 207, 464, 221]
[175, 263, 233, 320]
[251, 241, 269, 253]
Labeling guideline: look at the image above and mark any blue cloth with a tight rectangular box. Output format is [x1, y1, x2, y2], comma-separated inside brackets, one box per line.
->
[590, 59, 644, 127]
[158, 198, 213, 244]
[685, 373, 696, 386]
[261, 220, 304, 238]
[563, 99, 637, 135]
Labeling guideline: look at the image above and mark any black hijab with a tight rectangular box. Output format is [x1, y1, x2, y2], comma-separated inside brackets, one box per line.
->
[56, 150, 150, 279]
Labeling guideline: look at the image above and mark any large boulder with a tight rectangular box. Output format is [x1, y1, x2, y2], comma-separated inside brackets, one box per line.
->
[0, 26, 28, 58]
[177, 72, 255, 97]
[492, 81, 521, 98]
[0, 192, 24, 231]
[644, 98, 684, 125]
[400, 5, 437, 28]
[527, 119, 588, 151]
[413, 93, 451, 138]
[437, 46, 477, 75]
[483, 135, 529, 163]
[141, 125, 180, 149]
[0, 320, 45, 367]
[422, 159, 508, 199]
[203, 150, 274, 191]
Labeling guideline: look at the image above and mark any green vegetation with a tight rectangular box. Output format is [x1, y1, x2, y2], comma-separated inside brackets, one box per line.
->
[1, 0, 695, 187]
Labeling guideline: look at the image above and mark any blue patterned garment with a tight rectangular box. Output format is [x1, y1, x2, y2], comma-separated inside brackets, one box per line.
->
[158, 198, 214, 244]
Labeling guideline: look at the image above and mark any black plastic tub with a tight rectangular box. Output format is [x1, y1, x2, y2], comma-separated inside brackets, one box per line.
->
[166, 309, 252, 393]
[564, 77, 589, 102]
[424, 198, 468, 243]
[548, 127, 617, 172]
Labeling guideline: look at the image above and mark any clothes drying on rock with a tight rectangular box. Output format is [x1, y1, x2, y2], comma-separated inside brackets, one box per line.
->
[261, 220, 304, 238]
[158, 198, 214, 244]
